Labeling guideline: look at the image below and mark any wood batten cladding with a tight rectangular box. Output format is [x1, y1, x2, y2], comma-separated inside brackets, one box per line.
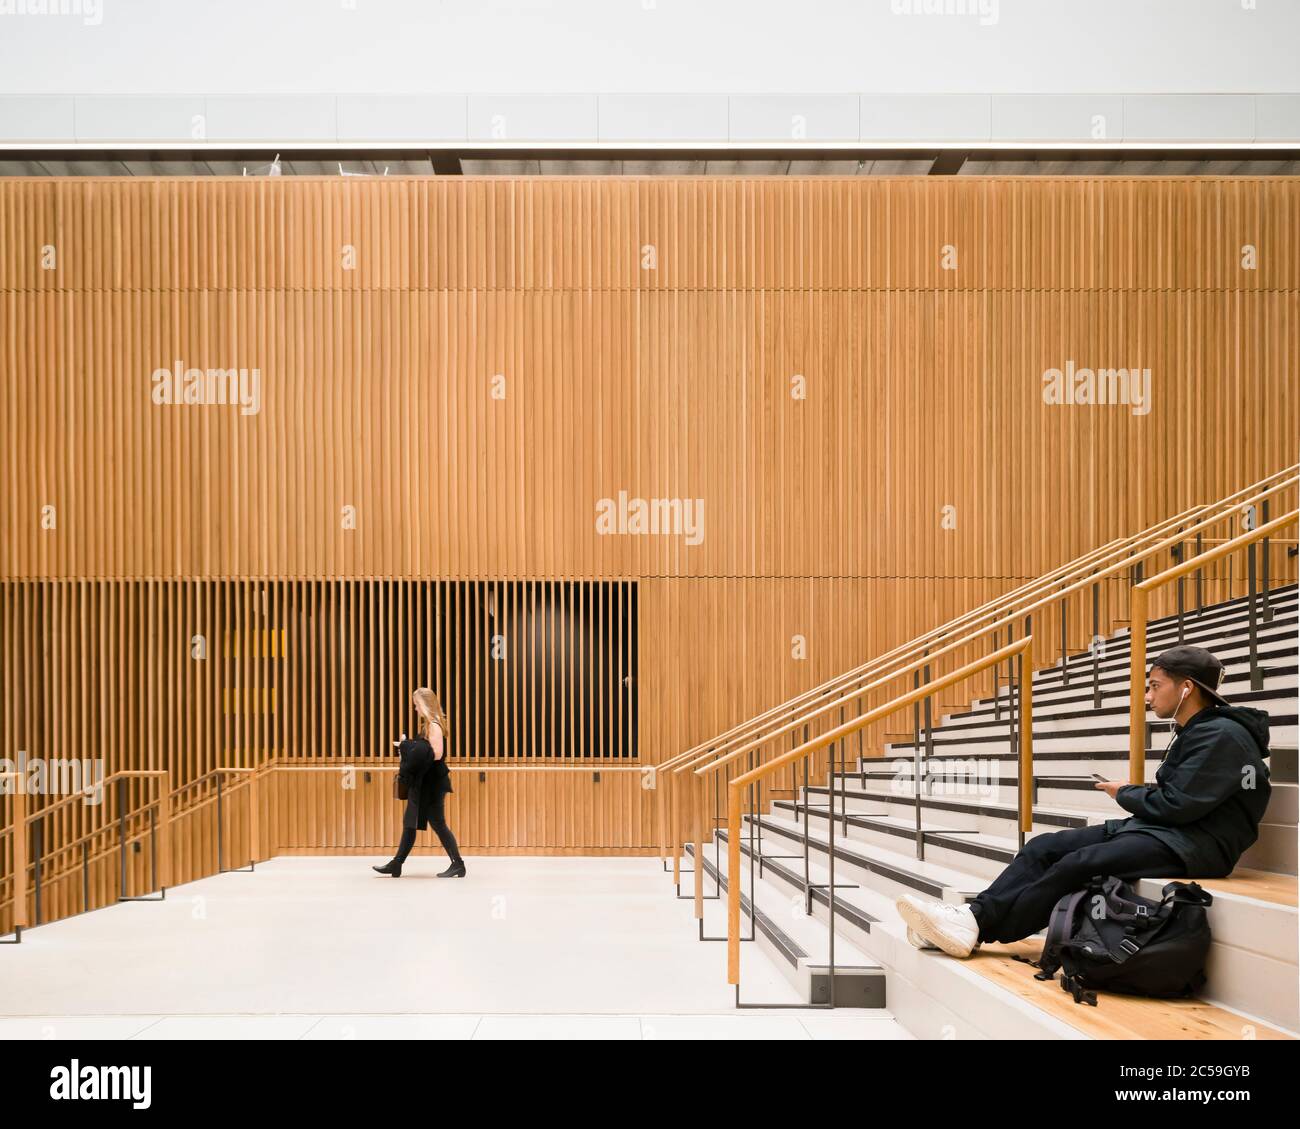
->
[0, 579, 637, 776]
[0, 178, 1296, 580]
[0, 177, 1297, 874]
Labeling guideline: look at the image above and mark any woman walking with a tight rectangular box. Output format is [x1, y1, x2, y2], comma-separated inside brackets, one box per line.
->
[373, 687, 466, 878]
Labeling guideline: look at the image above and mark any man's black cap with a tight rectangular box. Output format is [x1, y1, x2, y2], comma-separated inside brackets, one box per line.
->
[1150, 645, 1230, 707]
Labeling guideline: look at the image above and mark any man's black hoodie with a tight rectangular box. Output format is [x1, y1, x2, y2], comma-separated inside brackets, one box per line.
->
[1105, 704, 1273, 877]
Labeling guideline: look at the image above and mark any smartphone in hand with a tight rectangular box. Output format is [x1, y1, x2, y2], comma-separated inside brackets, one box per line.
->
[1091, 772, 1108, 782]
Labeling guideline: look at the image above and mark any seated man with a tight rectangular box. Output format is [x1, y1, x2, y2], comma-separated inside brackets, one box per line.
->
[896, 645, 1272, 958]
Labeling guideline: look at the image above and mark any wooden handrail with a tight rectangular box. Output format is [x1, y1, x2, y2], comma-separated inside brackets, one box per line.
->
[266, 763, 645, 772]
[1126, 508, 1300, 782]
[654, 526, 1149, 879]
[13, 768, 168, 820]
[1134, 509, 1300, 588]
[653, 534, 1130, 776]
[8, 801, 157, 873]
[1193, 536, 1298, 545]
[0, 765, 266, 929]
[171, 765, 257, 795]
[1, 773, 27, 935]
[1, 770, 167, 929]
[14, 769, 172, 894]
[671, 479, 1289, 788]
[682, 469, 1300, 783]
[170, 766, 262, 868]
[659, 460, 1297, 783]
[658, 463, 1296, 894]
[657, 534, 1154, 775]
[19, 768, 168, 823]
[724, 636, 1035, 985]
[668, 537, 1124, 779]
[3, 755, 647, 935]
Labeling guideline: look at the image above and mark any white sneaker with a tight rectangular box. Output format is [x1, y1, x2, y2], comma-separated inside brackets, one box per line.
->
[906, 926, 938, 950]
[895, 894, 981, 959]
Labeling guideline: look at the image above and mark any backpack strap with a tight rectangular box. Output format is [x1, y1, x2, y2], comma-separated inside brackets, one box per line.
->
[1107, 881, 1210, 965]
[1060, 971, 1098, 1006]
[1014, 888, 1091, 981]
[1163, 880, 1213, 906]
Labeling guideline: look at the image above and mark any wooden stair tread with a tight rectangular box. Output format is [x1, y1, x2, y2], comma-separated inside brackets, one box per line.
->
[1160, 868, 1298, 908]
[963, 941, 1296, 1040]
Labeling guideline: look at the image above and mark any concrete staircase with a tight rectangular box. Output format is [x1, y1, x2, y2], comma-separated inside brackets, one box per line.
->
[682, 840, 889, 1009]
[713, 582, 1300, 1037]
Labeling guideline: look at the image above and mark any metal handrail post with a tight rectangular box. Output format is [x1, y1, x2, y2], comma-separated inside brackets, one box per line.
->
[1262, 498, 1273, 622]
[1091, 580, 1102, 709]
[912, 667, 923, 860]
[1247, 542, 1262, 691]
[32, 821, 43, 927]
[118, 778, 128, 900]
[1060, 594, 1069, 686]
[726, 636, 1034, 988]
[827, 741, 836, 1009]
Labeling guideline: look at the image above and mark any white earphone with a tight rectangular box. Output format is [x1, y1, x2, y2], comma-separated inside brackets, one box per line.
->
[1169, 684, 1190, 737]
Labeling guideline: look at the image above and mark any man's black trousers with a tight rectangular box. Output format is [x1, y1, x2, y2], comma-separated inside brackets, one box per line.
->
[969, 823, 1186, 944]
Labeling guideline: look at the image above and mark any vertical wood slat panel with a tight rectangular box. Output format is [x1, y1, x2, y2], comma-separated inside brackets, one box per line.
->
[2, 178, 1296, 582]
[1, 177, 1297, 915]
[2, 578, 647, 852]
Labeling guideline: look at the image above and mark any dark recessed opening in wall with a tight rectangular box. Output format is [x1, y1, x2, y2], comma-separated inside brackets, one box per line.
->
[213, 579, 638, 764]
[443, 580, 638, 761]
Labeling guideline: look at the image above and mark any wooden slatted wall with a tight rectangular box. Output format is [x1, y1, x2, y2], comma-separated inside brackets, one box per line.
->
[1, 177, 1296, 875]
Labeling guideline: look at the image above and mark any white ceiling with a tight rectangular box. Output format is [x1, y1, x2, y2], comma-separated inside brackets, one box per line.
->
[2, 157, 1297, 177]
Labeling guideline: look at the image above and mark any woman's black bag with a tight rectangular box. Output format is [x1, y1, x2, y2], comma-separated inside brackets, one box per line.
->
[1012, 875, 1214, 1006]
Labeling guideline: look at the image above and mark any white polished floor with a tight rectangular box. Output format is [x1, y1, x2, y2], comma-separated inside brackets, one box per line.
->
[0, 856, 911, 1040]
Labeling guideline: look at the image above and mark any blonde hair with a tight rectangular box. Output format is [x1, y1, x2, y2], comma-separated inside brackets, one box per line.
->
[413, 687, 451, 745]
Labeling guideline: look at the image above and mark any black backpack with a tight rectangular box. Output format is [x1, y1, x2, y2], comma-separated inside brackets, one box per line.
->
[1012, 875, 1214, 1006]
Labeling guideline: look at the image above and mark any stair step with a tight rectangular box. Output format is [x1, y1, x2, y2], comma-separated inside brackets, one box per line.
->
[679, 581, 1300, 1036]
[969, 656, 1297, 715]
[741, 809, 986, 900]
[732, 808, 1300, 1031]
[976, 635, 1296, 697]
[961, 682, 1297, 730]
[711, 827, 1094, 1038]
[805, 782, 1104, 828]
[886, 718, 1300, 756]
[854, 746, 1299, 784]
[684, 840, 886, 1007]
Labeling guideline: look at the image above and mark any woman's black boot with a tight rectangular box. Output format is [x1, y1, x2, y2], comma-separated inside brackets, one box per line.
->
[372, 859, 403, 877]
[436, 858, 466, 878]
